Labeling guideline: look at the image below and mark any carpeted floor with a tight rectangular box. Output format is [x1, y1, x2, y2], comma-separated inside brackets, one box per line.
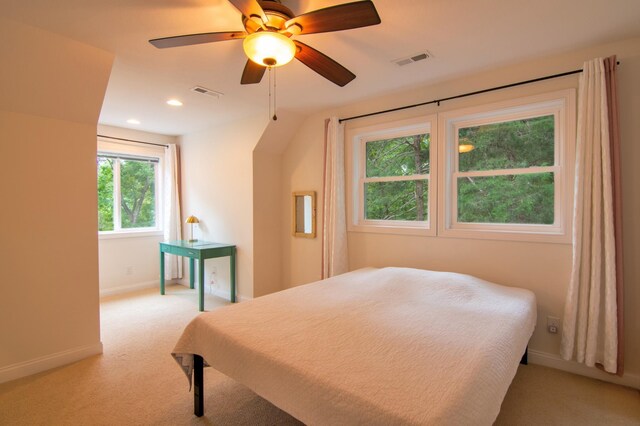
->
[0, 285, 638, 425]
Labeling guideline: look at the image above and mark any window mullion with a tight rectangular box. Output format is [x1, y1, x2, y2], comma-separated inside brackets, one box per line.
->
[455, 166, 558, 179]
[363, 174, 429, 183]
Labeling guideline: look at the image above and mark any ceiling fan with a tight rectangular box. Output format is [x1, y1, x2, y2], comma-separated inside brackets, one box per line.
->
[149, 0, 381, 87]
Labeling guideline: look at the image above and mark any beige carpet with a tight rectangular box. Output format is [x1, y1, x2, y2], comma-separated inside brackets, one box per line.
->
[0, 285, 638, 425]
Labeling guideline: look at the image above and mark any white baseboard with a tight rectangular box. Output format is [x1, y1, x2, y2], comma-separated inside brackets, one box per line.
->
[528, 349, 640, 390]
[99, 280, 159, 297]
[0, 342, 103, 384]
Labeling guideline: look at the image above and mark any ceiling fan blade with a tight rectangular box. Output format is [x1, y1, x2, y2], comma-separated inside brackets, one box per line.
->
[293, 41, 355, 87]
[149, 32, 246, 49]
[285, 0, 380, 35]
[228, 0, 268, 24]
[241, 59, 266, 85]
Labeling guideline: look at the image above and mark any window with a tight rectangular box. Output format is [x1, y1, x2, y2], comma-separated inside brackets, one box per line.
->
[349, 90, 574, 242]
[455, 115, 555, 225]
[439, 90, 574, 241]
[97, 143, 163, 236]
[351, 117, 436, 235]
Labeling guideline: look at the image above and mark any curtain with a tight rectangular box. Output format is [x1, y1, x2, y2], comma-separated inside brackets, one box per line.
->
[322, 117, 349, 278]
[163, 144, 182, 280]
[561, 56, 623, 375]
[604, 56, 624, 376]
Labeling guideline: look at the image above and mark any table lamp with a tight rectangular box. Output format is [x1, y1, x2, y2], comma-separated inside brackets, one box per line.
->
[185, 215, 199, 242]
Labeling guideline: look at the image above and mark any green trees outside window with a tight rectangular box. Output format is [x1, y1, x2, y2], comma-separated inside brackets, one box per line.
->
[353, 91, 572, 241]
[120, 159, 156, 228]
[97, 157, 114, 231]
[97, 155, 157, 232]
[457, 173, 554, 224]
[456, 115, 555, 225]
[361, 115, 556, 227]
[364, 133, 430, 221]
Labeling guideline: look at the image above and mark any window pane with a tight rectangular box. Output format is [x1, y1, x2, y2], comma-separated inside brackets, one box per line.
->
[458, 115, 554, 172]
[97, 157, 114, 231]
[366, 133, 430, 177]
[120, 160, 156, 229]
[457, 173, 554, 224]
[365, 180, 428, 221]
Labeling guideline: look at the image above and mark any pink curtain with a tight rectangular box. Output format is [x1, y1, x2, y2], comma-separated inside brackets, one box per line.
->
[604, 56, 624, 376]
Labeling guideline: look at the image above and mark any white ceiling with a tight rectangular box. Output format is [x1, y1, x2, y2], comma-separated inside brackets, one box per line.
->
[4, 0, 640, 136]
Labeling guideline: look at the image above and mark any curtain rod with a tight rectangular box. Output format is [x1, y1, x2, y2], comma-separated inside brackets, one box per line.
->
[338, 61, 620, 123]
[97, 134, 169, 148]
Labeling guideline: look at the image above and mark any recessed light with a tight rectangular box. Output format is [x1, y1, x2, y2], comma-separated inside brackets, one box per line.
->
[127, 119, 141, 125]
[167, 99, 183, 106]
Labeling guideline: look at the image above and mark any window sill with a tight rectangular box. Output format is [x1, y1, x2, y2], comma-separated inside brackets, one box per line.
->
[99, 230, 164, 240]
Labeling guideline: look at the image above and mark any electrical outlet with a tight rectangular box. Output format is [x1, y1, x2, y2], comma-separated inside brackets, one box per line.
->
[547, 316, 560, 334]
[125, 266, 134, 276]
[209, 271, 217, 285]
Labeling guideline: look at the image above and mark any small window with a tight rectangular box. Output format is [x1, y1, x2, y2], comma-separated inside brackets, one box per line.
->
[97, 151, 162, 235]
[351, 117, 436, 235]
[439, 90, 575, 242]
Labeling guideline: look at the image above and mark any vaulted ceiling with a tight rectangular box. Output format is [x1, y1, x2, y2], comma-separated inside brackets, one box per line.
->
[4, 0, 640, 135]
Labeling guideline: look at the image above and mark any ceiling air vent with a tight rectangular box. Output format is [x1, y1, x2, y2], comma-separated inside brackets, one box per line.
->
[190, 86, 224, 98]
[393, 52, 431, 67]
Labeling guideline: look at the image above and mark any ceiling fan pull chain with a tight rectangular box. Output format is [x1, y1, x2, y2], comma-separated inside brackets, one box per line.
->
[273, 67, 278, 121]
[268, 66, 272, 121]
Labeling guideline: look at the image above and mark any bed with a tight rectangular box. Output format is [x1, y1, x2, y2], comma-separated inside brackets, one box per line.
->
[172, 267, 536, 425]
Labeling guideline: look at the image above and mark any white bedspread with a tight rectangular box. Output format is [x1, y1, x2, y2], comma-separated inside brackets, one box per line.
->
[172, 267, 536, 425]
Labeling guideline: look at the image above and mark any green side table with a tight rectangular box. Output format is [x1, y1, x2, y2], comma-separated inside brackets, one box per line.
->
[160, 241, 236, 311]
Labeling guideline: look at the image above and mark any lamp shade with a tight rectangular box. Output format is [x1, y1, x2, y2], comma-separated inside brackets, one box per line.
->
[243, 31, 296, 67]
[185, 215, 199, 224]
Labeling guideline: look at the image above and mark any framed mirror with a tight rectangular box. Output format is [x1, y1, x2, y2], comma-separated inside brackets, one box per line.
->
[292, 191, 316, 238]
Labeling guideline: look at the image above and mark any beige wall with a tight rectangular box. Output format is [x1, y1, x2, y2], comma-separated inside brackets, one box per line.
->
[96, 125, 178, 296]
[179, 115, 268, 300]
[281, 117, 327, 288]
[253, 111, 305, 296]
[253, 150, 283, 297]
[0, 20, 113, 380]
[280, 37, 640, 379]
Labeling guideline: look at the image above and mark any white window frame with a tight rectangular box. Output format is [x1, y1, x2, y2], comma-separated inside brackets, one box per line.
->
[348, 115, 437, 236]
[437, 89, 575, 243]
[97, 138, 164, 239]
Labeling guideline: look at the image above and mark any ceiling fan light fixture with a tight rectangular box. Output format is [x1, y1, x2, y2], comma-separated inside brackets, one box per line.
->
[243, 31, 296, 67]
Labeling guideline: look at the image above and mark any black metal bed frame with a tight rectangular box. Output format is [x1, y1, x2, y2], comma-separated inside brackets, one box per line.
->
[191, 345, 529, 417]
[194, 355, 204, 417]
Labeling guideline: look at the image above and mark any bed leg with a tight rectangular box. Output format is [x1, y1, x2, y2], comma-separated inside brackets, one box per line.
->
[520, 346, 528, 365]
[194, 355, 204, 417]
